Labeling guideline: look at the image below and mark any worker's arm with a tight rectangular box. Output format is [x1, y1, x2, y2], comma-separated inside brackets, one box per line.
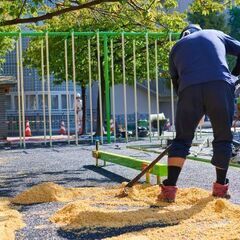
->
[221, 32, 240, 77]
[169, 54, 179, 94]
[232, 55, 240, 77]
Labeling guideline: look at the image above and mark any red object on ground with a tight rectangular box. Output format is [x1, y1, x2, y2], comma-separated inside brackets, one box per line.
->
[25, 120, 32, 137]
[78, 127, 83, 135]
[158, 184, 178, 203]
[212, 180, 230, 199]
[60, 121, 66, 135]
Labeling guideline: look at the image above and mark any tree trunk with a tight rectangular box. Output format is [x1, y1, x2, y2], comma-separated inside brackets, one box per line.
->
[82, 86, 86, 135]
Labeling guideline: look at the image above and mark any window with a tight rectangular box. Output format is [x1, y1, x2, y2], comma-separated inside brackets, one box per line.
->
[62, 94, 73, 110]
[51, 95, 59, 110]
[26, 95, 37, 110]
[61, 94, 67, 109]
[70, 94, 74, 110]
[38, 94, 48, 110]
[14, 96, 19, 111]
[5, 95, 11, 110]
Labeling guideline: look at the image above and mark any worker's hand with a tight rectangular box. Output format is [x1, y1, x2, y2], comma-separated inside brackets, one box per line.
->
[232, 56, 240, 77]
[234, 77, 240, 86]
[173, 84, 179, 96]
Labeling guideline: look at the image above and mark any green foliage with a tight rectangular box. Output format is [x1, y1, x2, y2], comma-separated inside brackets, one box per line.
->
[187, 0, 229, 32]
[227, 7, 240, 70]
[0, 0, 44, 22]
[188, 0, 224, 16]
[0, 25, 17, 68]
[187, 2, 240, 72]
[24, 1, 186, 87]
[229, 7, 240, 40]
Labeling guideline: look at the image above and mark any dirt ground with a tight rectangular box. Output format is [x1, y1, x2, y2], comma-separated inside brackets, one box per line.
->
[0, 141, 240, 239]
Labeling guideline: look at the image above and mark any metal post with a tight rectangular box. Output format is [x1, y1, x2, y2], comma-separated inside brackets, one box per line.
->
[88, 38, 93, 143]
[64, 39, 70, 144]
[45, 32, 52, 147]
[122, 32, 128, 142]
[97, 32, 103, 144]
[104, 35, 111, 143]
[16, 39, 22, 148]
[71, 31, 78, 145]
[157, 175, 161, 185]
[142, 163, 150, 184]
[95, 140, 99, 166]
[41, 40, 47, 145]
[19, 32, 26, 148]
[169, 33, 175, 137]
[110, 39, 116, 142]
[133, 39, 138, 140]
[155, 39, 160, 139]
[146, 33, 152, 142]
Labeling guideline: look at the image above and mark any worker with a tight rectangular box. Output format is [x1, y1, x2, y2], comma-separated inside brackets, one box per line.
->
[159, 24, 240, 202]
[75, 93, 83, 135]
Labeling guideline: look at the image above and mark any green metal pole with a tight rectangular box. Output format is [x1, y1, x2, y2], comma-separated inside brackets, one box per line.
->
[0, 31, 180, 39]
[104, 35, 111, 143]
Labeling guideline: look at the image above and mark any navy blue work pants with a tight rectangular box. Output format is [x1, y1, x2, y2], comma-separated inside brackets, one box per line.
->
[168, 81, 235, 169]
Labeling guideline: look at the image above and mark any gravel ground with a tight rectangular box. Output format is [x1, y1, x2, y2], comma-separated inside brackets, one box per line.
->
[0, 139, 240, 239]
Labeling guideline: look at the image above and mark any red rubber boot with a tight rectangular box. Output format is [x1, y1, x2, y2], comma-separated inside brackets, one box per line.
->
[158, 184, 178, 203]
[212, 179, 230, 199]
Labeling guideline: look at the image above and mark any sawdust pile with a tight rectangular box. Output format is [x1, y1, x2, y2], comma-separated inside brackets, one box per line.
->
[11, 182, 84, 204]
[11, 182, 118, 205]
[49, 183, 240, 240]
[11, 182, 240, 239]
[0, 198, 24, 240]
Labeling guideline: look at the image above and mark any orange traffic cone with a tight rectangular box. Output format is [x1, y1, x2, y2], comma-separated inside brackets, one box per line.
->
[25, 120, 32, 137]
[60, 120, 66, 135]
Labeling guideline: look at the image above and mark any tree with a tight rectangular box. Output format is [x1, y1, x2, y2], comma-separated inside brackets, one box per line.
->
[188, 2, 240, 71]
[187, 0, 229, 32]
[0, 0, 122, 69]
[229, 7, 240, 40]
[187, 0, 238, 70]
[226, 7, 240, 70]
[0, 25, 18, 69]
[24, 0, 187, 136]
[0, 0, 120, 26]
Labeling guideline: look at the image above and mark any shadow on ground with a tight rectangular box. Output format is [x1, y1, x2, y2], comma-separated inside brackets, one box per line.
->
[83, 165, 130, 183]
[0, 165, 130, 198]
[57, 222, 176, 240]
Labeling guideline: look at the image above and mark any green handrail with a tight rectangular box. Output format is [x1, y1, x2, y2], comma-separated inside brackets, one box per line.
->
[0, 31, 180, 39]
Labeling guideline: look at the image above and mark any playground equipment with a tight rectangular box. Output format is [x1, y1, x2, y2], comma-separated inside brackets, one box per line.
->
[127, 141, 240, 169]
[119, 144, 171, 197]
[0, 31, 179, 148]
[92, 141, 167, 184]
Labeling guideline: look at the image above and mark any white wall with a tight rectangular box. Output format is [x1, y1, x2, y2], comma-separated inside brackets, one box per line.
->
[112, 84, 158, 115]
[111, 84, 177, 122]
[86, 82, 177, 123]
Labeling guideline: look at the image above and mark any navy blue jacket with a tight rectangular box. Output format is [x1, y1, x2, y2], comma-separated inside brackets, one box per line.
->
[169, 29, 240, 93]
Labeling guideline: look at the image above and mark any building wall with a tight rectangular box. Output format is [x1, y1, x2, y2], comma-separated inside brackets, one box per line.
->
[0, 88, 7, 139]
[2, 35, 178, 136]
[1, 37, 82, 136]
[112, 84, 158, 115]
[111, 84, 177, 123]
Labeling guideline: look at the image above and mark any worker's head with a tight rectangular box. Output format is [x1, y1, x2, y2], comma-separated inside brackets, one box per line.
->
[76, 93, 81, 99]
[180, 24, 202, 39]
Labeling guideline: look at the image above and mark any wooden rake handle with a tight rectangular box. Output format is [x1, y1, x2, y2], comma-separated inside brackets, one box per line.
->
[125, 144, 171, 188]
